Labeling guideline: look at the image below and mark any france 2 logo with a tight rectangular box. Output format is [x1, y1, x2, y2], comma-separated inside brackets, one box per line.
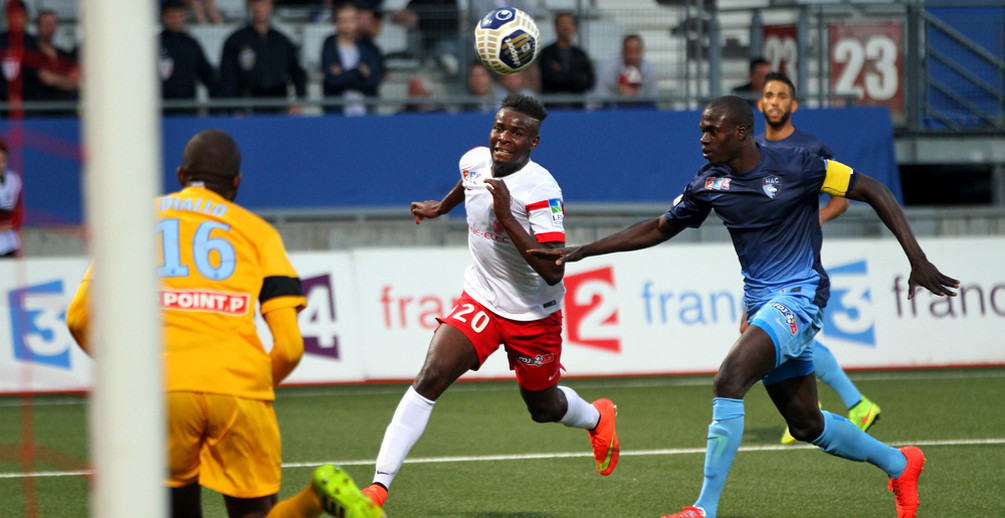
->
[563, 267, 620, 353]
[820, 260, 876, 347]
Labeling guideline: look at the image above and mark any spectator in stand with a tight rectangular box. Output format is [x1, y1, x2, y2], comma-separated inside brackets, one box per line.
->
[0, 139, 24, 258]
[594, 34, 657, 109]
[463, 60, 495, 113]
[321, 2, 383, 115]
[538, 11, 594, 110]
[25, 9, 80, 116]
[219, 0, 306, 114]
[494, 69, 534, 105]
[399, 75, 442, 114]
[731, 57, 771, 106]
[0, 0, 38, 108]
[356, 3, 386, 81]
[159, 0, 217, 115]
[392, 0, 459, 76]
[184, 0, 225, 24]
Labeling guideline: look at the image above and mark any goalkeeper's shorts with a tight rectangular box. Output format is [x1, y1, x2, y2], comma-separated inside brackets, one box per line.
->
[167, 391, 282, 498]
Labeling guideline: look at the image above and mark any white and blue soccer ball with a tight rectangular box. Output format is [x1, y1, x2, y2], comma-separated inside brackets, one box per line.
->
[473, 7, 540, 74]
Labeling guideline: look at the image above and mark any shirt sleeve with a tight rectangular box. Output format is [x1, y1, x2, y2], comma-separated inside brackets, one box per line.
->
[664, 176, 712, 228]
[525, 179, 565, 244]
[258, 229, 306, 315]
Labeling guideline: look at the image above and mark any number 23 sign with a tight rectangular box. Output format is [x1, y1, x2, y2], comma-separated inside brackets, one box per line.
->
[830, 22, 903, 114]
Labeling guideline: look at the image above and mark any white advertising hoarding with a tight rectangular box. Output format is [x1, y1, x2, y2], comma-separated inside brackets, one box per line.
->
[0, 237, 1002, 393]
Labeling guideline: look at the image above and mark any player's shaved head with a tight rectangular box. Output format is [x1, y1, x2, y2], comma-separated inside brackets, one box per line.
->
[706, 95, 754, 131]
[182, 129, 241, 184]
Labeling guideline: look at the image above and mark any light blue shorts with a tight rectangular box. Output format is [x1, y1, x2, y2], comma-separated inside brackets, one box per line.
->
[747, 294, 824, 386]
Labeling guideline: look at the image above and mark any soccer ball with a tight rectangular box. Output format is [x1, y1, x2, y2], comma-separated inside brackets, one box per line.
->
[473, 8, 540, 74]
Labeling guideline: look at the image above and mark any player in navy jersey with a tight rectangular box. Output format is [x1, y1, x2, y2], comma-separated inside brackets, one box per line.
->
[358, 94, 619, 511]
[530, 96, 958, 518]
[756, 71, 881, 445]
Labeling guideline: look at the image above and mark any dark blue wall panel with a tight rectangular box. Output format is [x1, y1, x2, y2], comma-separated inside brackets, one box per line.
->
[1, 106, 900, 225]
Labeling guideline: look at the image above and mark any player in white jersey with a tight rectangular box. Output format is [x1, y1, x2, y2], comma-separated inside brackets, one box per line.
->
[359, 95, 620, 510]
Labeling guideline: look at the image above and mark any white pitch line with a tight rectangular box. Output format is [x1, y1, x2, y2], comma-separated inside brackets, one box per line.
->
[5, 437, 1003, 480]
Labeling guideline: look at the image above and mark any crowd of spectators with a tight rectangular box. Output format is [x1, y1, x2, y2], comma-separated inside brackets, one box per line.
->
[0, 0, 80, 116]
[0, 0, 780, 117]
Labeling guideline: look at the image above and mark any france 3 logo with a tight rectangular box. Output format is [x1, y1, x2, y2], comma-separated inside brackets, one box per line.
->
[820, 260, 876, 347]
[9, 280, 75, 369]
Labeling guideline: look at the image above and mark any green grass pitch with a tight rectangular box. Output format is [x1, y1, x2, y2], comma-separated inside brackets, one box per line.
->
[2, 368, 1003, 517]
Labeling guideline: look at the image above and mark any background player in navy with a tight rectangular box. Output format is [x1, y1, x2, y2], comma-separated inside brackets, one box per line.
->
[757, 71, 881, 445]
[530, 96, 958, 518]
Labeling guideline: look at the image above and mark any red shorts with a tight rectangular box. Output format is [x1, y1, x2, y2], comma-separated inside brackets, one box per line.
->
[436, 292, 563, 391]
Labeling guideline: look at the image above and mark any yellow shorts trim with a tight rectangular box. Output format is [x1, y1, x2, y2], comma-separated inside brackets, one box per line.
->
[167, 392, 282, 498]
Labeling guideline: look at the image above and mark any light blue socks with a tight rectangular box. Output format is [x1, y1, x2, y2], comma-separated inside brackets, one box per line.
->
[812, 341, 863, 409]
[693, 397, 745, 518]
[811, 410, 906, 477]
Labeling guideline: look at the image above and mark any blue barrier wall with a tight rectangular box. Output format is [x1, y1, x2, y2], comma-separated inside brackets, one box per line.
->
[2, 106, 900, 225]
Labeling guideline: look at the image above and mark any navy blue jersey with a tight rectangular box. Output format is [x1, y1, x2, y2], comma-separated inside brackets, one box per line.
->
[755, 127, 834, 160]
[665, 145, 857, 308]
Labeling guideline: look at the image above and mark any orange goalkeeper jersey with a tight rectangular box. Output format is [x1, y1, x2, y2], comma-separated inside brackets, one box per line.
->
[155, 185, 305, 400]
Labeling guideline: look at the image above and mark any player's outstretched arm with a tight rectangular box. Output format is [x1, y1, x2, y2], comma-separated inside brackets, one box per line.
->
[411, 179, 464, 224]
[66, 265, 95, 354]
[264, 307, 304, 389]
[845, 174, 959, 299]
[528, 214, 685, 265]
[66, 277, 91, 354]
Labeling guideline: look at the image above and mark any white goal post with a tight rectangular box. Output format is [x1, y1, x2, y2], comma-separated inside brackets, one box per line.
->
[82, 0, 165, 516]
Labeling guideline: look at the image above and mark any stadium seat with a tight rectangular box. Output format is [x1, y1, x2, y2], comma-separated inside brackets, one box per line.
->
[536, 16, 556, 47]
[542, 0, 582, 11]
[300, 23, 335, 69]
[189, 24, 238, 68]
[37, 0, 77, 21]
[215, 0, 248, 22]
[582, 20, 624, 61]
[374, 23, 409, 58]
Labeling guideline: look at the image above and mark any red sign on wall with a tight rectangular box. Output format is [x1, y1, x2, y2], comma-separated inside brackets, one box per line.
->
[763, 25, 798, 80]
[829, 22, 904, 113]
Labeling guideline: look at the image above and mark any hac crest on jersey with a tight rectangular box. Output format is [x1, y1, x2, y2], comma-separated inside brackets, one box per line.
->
[763, 175, 781, 199]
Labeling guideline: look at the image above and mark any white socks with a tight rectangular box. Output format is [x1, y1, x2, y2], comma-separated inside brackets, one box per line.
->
[372, 386, 436, 489]
[372, 385, 598, 489]
[558, 385, 601, 429]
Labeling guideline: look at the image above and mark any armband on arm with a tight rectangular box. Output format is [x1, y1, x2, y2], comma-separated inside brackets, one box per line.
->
[821, 160, 855, 197]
